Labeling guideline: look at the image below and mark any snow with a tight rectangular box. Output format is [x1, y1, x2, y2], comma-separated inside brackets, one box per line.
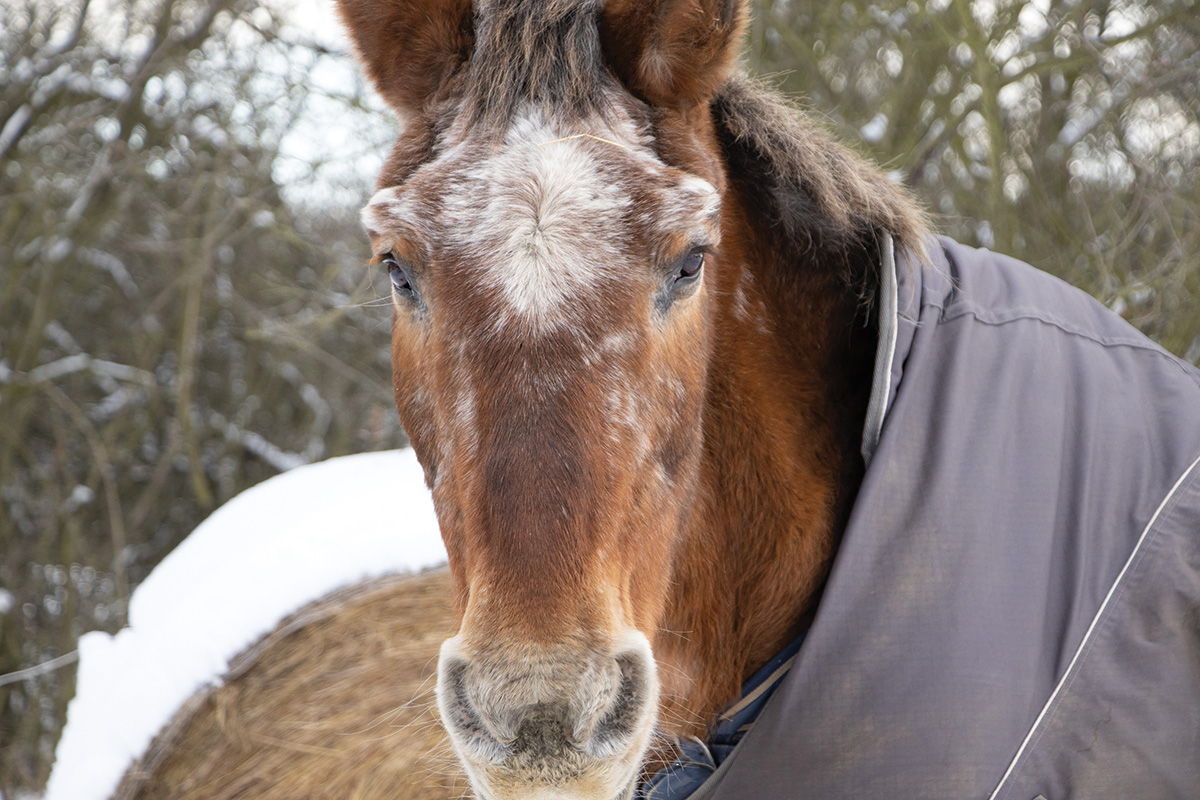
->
[859, 113, 888, 144]
[44, 449, 446, 800]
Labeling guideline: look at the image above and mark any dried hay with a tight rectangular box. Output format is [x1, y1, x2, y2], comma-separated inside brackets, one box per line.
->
[113, 568, 467, 800]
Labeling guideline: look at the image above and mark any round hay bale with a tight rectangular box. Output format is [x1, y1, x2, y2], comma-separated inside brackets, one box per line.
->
[113, 568, 466, 800]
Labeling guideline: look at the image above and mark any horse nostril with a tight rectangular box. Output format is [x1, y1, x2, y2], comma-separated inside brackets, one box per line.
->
[437, 655, 508, 762]
[585, 650, 654, 758]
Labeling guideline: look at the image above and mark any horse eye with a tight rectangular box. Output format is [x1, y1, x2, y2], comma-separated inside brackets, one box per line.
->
[383, 254, 413, 295]
[676, 250, 705, 283]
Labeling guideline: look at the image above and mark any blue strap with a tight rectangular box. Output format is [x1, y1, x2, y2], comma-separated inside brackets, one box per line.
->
[639, 633, 806, 800]
[639, 738, 719, 800]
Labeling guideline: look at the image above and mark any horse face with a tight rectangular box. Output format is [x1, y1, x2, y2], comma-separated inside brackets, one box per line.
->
[341, 0, 745, 795]
[361, 105, 720, 796]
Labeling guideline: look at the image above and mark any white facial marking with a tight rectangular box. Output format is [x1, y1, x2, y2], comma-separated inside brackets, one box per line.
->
[359, 105, 723, 332]
[443, 108, 634, 324]
[361, 186, 407, 238]
[732, 270, 754, 322]
[600, 331, 635, 355]
[452, 386, 479, 455]
[679, 175, 720, 219]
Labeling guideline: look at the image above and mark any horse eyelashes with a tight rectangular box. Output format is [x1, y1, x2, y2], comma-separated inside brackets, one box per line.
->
[384, 254, 415, 296]
[677, 250, 705, 282]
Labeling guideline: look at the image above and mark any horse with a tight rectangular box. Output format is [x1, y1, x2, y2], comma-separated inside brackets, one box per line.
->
[331, 0, 928, 797]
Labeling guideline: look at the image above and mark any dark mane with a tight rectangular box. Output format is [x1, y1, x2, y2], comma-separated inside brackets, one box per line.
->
[713, 75, 931, 297]
[464, 0, 613, 129]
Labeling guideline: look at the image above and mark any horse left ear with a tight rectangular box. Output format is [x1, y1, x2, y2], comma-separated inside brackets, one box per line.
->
[601, 0, 747, 109]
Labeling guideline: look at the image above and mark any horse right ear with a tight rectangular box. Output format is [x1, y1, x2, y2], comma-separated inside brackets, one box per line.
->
[335, 0, 474, 116]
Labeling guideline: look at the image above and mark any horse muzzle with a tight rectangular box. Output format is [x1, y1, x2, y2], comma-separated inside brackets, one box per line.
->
[436, 630, 659, 799]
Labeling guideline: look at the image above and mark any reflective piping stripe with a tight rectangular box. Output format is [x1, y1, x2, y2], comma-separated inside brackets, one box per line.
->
[716, 653, 798, 722]
[861, 232, 898, 466]
[986, 450, 1200, 800]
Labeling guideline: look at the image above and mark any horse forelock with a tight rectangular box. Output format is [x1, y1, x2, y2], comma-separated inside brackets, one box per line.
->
[462, 0, 614, 132]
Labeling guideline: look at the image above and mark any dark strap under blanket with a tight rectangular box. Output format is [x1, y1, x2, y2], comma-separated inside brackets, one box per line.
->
[639, 633, 806, 800]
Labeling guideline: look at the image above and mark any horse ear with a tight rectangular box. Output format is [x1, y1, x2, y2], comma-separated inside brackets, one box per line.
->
[335, 0, 474, 116]
[601, 0, 747, 108]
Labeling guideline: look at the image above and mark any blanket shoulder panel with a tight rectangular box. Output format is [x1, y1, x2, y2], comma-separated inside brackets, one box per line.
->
[995, 456, 1200, 800]
[704, 238, 1200, 799]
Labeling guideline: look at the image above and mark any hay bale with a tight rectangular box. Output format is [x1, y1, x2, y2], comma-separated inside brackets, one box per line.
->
[113, 568, 466, 800]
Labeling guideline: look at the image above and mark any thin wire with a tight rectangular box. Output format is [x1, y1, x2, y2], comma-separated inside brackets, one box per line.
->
[538, 133, 627, 149]
[0, 650, 80, 688]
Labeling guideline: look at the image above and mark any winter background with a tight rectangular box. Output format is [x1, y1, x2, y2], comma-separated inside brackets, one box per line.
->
[1, 0, 1198, 797]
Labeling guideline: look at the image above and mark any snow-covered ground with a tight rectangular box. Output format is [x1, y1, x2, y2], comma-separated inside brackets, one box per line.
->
[44, 449, 445, 800]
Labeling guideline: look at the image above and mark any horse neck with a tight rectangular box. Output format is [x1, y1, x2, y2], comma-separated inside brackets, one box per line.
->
[656, 188, 876, 739]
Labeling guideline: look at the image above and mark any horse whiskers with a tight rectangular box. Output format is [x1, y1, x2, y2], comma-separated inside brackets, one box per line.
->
[339, 293, 394, 310]
[366, 715, 443, 743]
[336, 689, 439, 737]
[337, 705, 412, 736]
[408, 746, 469, 790]
[653, 705, 705, 733]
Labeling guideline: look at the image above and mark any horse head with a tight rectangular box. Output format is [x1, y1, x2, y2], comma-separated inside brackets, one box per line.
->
[336, 0, 922, 796]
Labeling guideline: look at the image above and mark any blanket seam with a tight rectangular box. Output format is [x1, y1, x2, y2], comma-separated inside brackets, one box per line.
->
[937, 305, 1200, 388]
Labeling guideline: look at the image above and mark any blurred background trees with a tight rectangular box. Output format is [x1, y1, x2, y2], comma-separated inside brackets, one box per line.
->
[748, 0, 1200, 356]
[0, 0, 402, 791]
[0, 0, 1197, 795]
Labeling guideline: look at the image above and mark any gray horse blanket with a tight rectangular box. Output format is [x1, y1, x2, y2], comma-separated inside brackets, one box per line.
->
[697, 237, 1200, 799]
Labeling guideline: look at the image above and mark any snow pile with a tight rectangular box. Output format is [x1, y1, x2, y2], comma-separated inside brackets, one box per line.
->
[45, 449, 446, 800]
